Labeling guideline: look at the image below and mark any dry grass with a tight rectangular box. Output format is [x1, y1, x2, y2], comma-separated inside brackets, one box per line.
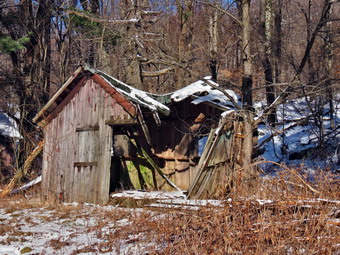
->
[0, 169, 339, 254]
[100, 169, 339, 255]
[146, 201, 339, 254]
[140, 172, 340, 255]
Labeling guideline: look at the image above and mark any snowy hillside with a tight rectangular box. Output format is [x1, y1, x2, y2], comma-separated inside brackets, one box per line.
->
[256, 94, 340, 172]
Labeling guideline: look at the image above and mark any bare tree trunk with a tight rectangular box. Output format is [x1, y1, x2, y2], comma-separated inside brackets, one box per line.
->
[306, 0, 315, 84]
[325, 4, 334, 129]
[239, 0, 256, 192]
[89, 0, 99, 67]
[260, 0, 276, 126]
[125, 0, 143, 89]
[273, 0, 282, 84]
[176, 0, 194, 88]
[209, 1, 218, 82]
[41, 0, 52, 105]
[241, 0, 252, 108]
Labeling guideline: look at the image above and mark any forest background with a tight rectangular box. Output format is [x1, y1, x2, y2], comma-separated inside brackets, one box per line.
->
[0, 0, 339, 186]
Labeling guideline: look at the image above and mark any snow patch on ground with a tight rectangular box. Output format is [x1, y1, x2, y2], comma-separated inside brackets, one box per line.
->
[111, 190, 186, 200]
[0, 192, 224, 255]
[0, 202, 154, 255]
[0, 192, 339, 255]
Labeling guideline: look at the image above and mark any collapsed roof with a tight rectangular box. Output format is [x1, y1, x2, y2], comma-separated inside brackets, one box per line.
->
[170, 78, 239, 110]
[33, 65, 239, 126]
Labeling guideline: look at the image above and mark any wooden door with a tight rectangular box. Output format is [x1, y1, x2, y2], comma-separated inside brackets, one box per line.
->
[73, 126, 99, 203]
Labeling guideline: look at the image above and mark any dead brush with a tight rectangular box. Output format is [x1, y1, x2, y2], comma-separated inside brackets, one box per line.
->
[1, 196, 42, 214]
[143, 168, 340, 254]
[147, 202, 339, 254]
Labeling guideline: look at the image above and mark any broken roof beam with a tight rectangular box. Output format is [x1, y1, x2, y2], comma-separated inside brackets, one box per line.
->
[152, 111, 161, 127]
[137, 105, 152, 146]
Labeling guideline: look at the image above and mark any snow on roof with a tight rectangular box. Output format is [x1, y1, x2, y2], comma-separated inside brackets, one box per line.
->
[192, 89, 238, 108]
[96, 70, 171, 116]
[171, 79, 239, 109]
[34, 66, 240, 127]
[171, 80, 213, 102]
[0, 111, 21, 139]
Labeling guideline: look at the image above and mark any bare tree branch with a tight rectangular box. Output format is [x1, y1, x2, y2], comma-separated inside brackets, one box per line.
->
[142, 68, 173, 77]
[255, 0, 334, 126]
[196, 0, 242, 26]
[202, 78, 241, 110]
[67, 10, 140, 24]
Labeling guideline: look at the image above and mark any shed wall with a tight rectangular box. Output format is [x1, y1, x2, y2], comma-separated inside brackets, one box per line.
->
[42, 78, 130, 204]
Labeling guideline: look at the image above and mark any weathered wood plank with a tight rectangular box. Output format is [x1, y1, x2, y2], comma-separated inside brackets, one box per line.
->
[98, 79, 113, 204]
[105, 118, 137, 126]
[76, 126, 99, 132]
[74, 162, 98, 167]
[187, 124, 222, 199]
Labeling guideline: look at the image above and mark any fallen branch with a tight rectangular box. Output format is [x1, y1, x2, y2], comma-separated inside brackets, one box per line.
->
[67, 10, 140, 24]
[0, 140, 44, 198]
[10, 176, 42, 195]
[142, 68, 173, 77]
[255, 117, 309, 149]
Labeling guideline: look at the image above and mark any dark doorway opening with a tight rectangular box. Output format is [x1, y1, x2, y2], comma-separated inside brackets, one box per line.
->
[109, 127, 133, 192]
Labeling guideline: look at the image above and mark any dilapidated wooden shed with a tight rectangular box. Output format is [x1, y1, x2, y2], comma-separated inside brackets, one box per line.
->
[34, 65, 239, 204]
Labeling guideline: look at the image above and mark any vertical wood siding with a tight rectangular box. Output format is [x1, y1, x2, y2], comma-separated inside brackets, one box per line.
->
[42, 78, 129, 204]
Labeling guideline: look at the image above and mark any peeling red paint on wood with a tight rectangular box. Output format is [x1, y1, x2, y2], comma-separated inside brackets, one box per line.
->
[91, 74, 137, 117]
